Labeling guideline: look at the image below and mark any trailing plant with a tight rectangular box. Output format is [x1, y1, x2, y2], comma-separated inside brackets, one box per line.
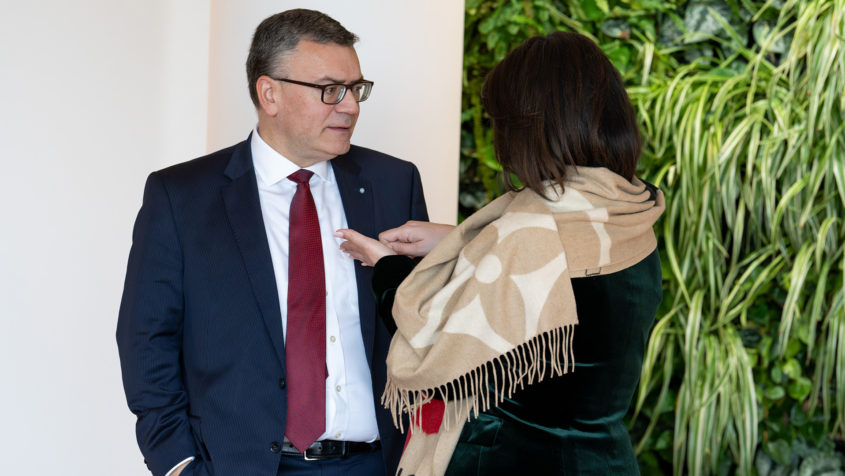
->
[460, 0, 845, 474]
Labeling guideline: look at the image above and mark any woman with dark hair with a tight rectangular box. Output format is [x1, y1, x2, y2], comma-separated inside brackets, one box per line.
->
[337, 31, 664, 475]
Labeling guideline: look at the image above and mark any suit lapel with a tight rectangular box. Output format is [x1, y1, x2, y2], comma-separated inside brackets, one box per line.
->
[331, 152, 377, 365]
[221, 138, 287, 368]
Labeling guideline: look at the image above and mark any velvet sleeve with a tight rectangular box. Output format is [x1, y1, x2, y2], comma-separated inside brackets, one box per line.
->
[371, 255, 419, 336]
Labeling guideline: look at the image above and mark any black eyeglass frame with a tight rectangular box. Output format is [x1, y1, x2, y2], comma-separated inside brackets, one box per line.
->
[269, 77, 374, 104]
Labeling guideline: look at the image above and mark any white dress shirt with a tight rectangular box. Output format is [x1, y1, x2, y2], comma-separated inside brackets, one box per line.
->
[250, 128, 380, 443]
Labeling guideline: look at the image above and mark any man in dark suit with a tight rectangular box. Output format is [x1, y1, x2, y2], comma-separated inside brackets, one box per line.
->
[116, 9, 427, 476]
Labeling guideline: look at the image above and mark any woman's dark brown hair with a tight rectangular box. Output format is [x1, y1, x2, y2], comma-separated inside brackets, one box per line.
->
[481, 32, 641, 197]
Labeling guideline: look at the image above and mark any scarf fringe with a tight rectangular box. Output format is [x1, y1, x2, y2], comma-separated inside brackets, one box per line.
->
[382, 325, 575, 432]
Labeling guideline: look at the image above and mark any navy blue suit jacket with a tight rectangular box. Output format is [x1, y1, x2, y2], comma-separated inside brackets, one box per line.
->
[117, 136, 428, 476]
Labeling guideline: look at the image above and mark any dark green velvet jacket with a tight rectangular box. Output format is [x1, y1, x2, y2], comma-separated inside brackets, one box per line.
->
[373, 249, 662, 475]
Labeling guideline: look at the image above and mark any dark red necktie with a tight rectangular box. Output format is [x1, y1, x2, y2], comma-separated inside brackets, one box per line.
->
[285, 169, 327, 452]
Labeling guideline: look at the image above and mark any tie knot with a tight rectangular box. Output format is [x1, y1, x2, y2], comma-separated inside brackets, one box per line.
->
[288, 169, 314, 185]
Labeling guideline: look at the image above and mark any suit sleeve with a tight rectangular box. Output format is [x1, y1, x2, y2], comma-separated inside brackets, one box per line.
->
[116, 173, 198, 476]
[408, 163, 429, 222]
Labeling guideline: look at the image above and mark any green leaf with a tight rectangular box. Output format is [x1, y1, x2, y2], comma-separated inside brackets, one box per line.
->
[764, 385, 785, 400]
[683, 1, 732, 43]
[703, 67, 736, 79]
[759, 336, 773, 362]
[770, 366, 783, 384]
[752, 20, 792, 54]
[537, 7, 549, 23]
[465, 0, 484, 12]
[638, 0, 677, 9]
[605, 46, 633, 73]
[658, 14, 684, 45]
[486, 30, 500, 50]
[580, 0, 605, 20]
[478, 15, 496, 34]
[478, 143, 501, 172]
[601, 18, 631, 39]
[749, 305, 776, 325]
[798, 452, 845, 473]
[789, 405, 809, 426]
[494, 42, 508, 61]
[784, 338, 802, 359]
[655, 429, 672, 450]
[764, 439, 793, 466]
[781, 359, 801, 380]
[787, 377, 812, 401]
[595, 0, 610, 14]
[739, 327, 762, 347]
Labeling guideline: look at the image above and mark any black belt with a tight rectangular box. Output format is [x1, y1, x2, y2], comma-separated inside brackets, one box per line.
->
[281, 439, 381, 460]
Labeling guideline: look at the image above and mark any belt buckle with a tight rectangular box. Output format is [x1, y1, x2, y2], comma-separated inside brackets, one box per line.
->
[303, 441, 347, 460]
[303, 442, 332, 461]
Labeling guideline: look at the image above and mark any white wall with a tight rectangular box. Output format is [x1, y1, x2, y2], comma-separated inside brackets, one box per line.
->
[0, 1, 462, 474]
[0, 2, 211, 474]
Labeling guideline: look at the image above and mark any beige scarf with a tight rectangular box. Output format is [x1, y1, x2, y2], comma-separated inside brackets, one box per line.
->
[383, 166, 665, 476]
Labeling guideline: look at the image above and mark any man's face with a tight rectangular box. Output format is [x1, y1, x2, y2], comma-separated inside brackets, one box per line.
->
[267, 40, 363, 166]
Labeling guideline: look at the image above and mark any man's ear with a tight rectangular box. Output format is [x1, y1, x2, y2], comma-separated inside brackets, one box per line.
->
[256, 76, 280, 116]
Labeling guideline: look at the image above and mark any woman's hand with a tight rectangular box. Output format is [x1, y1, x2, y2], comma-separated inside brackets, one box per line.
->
[379, 221, 455, 257]
[335, 229, 396, 267]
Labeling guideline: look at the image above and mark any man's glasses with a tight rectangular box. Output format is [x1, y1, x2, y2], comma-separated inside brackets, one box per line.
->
[270, 77, 374, 105]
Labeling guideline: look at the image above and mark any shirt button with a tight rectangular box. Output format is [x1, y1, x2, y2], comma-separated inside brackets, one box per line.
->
[330, 336, 336, 343]
[269, 441, 281, 453]
[336, 385, 342, 392]
[335, 433, 342, 439]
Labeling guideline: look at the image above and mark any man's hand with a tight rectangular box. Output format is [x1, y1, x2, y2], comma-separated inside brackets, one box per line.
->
[378, 221, 455, 257]
[336, 229, 397, 266]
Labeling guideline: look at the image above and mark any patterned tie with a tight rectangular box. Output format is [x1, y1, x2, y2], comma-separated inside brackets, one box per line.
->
[285, 169, 327, 452]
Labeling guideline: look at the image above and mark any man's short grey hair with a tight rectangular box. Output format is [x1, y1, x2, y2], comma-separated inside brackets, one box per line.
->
[246, 9, 358, 108]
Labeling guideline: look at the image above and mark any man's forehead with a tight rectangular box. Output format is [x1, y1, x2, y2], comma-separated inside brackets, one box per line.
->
[281, 41, 361, 79]
[287, 39, 358, 60]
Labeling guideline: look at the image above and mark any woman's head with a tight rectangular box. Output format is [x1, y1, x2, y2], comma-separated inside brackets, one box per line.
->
[482, 32, 641, 195]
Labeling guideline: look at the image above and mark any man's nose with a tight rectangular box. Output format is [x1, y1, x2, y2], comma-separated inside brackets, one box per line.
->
[334, 89, 360, 115]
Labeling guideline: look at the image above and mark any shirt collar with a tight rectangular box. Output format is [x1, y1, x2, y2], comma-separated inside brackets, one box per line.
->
[250, 126, 331, 186]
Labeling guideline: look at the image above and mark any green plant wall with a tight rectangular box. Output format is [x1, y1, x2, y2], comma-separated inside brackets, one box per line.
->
[460, 0, 845, 474]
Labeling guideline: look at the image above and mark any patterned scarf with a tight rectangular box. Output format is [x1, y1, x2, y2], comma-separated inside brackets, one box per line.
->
[383, 166, 665, 476]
